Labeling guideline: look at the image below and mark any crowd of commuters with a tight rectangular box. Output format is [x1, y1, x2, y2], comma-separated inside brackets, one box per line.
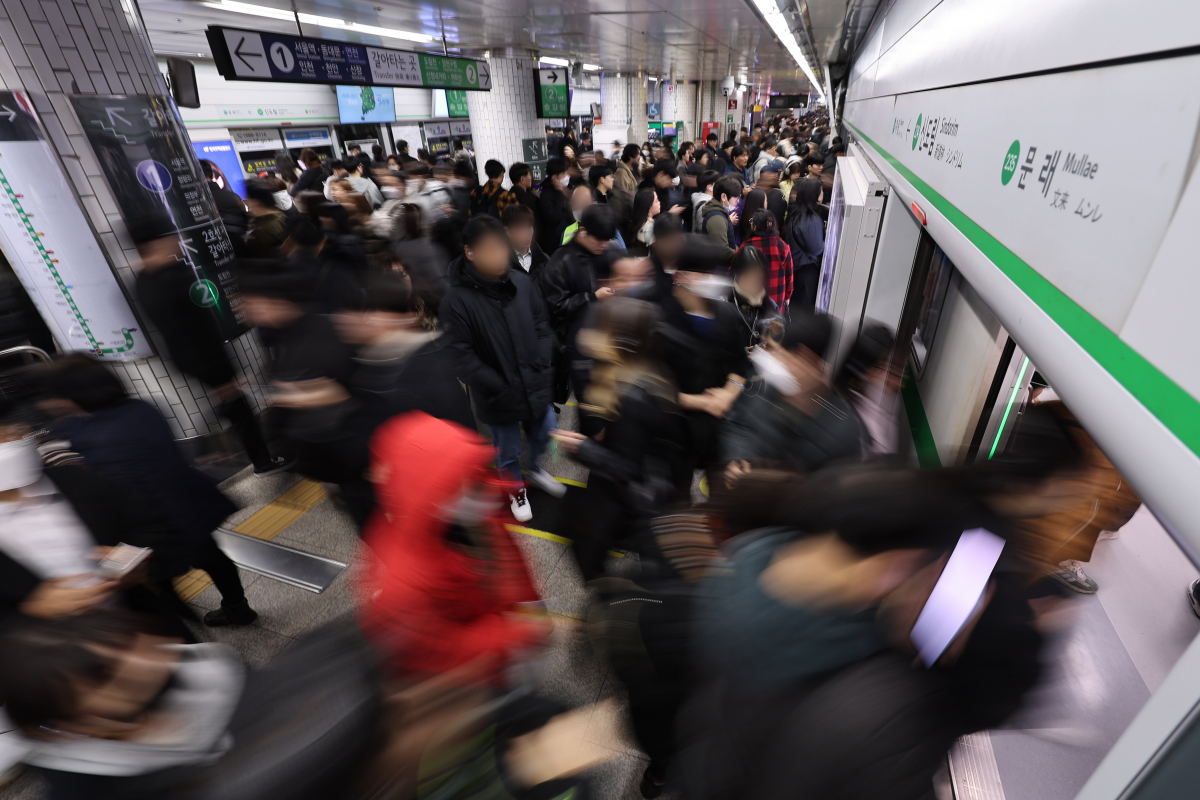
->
[0, 112, 1145, 800]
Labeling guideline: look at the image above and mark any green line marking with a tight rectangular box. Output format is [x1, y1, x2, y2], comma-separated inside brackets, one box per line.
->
[0, 169, 134, 354]
[901, 366, 941, 467]
[846, 121, 1200, 459]
[990, 356, 1030, 459]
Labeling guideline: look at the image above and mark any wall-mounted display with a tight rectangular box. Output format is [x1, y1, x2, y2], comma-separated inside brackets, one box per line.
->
[336, 85, 396, 124]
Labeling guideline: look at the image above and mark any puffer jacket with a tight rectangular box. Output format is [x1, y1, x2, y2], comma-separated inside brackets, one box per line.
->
[439, 257, 554, 425]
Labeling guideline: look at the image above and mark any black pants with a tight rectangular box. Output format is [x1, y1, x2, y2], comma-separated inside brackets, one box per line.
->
[217, 393, 274, 470]
[794, 263, 821, 311]
[191, 533, 248, 609]
[569, 478, 635, 581]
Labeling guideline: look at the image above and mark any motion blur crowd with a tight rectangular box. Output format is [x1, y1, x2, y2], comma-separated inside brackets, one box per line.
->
[0, 112, 1142, 800]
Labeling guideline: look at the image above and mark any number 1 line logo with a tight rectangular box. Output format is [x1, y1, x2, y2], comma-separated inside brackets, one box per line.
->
[0, 168, 134, 354]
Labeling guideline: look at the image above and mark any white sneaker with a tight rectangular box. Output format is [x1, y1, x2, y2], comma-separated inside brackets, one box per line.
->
[527, 468, 567, 498]
[509, 489, 533, 522]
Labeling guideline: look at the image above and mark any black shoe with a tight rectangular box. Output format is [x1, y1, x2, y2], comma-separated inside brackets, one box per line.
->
[203, 604, 258, 627]
[254, 456, 295, 478]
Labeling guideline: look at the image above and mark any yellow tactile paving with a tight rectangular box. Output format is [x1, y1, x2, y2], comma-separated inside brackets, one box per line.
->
[173, 478, 327, 602]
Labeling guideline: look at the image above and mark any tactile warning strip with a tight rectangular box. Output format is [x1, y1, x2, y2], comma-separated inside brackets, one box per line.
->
[173, 478, 327, 602]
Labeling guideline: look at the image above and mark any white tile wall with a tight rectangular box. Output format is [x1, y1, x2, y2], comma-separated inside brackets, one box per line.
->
[465, 57, 545, 189]
[0, 0, 269, 439]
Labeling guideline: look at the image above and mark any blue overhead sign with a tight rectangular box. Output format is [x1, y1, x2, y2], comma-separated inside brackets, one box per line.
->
[647, 102, 660, 119]
[207, 25, 491, 91]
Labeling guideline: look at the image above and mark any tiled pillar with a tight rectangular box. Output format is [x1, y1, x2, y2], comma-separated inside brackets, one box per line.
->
[672, 81, 697, 142]
[0, 0, 269, 440]
[628, 76, 648, 147]
[465, 56, 544, 189]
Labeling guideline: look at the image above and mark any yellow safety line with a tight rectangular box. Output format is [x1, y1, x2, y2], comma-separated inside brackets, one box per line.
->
[173, 478, 327, 602]
[506, 524, 624, 557]
[555, 476, 587, 488]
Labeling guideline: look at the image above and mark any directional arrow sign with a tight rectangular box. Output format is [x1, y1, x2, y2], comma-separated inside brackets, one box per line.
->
[534, 68, 569, 118]
[105, 107, 130, 127]
[477, 62, 491, 90]
[0, 105, 15, 122]
[221, 29, 270, 78]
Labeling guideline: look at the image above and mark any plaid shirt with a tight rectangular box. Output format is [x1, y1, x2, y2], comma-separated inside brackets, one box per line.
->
[469, 181, 516, 219]
[737, 233, 794, 309]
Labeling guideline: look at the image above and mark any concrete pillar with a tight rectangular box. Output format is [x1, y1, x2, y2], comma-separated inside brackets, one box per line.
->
[465, 55, 544, 188]
[628, 76, 648, 147]
[0, 0, 269, 440]
[672, 81, 697, 143]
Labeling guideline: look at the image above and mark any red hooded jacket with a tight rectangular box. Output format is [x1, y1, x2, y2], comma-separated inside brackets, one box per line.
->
[357, 412, 541, 680]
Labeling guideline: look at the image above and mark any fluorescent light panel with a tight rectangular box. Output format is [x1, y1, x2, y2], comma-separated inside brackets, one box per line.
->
[539, 57, 570, 66]
[201, 0, 434, 43]
[751, 0, 824, 101]
[582, 64, 601, 71]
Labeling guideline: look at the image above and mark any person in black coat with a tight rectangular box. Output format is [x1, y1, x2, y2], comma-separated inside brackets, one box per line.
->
[724, 244, 784, 351]
[538, 157, 573, 255]
[502, 203, 550, 282]
[537, 205, 618, 431]
[199, 160, 249, 257]
[30, 355, 257, 627]
[439, 216, 558, 522]
[655, 236, 751, 493]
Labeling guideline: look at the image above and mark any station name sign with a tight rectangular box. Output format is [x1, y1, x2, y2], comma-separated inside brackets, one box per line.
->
[206, 26, 491, 91]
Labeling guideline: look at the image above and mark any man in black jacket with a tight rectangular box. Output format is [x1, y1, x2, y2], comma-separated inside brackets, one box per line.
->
[537, 205, 617, 434]
[502, 203, 549, 281]
[439, 216, 559, 522]
[131, 219, 290, 478]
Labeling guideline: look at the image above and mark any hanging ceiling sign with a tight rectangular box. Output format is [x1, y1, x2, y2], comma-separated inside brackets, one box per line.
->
[207, 26, 491, 91]
[0, 92, 151, 360]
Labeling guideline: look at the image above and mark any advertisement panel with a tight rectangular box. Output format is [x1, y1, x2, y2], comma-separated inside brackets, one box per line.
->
[0, 92, 150, 359]
[335, 85, 396, 124]
[192, 139, 247, 198]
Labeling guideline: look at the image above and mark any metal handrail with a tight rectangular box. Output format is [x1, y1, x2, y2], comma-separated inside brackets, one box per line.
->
[0, 345, 51, 364]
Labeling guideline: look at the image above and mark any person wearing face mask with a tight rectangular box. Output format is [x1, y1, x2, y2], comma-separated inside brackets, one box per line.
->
[720, 313, 864, 487]
[654, 236, 750, 495]
[0, 398, 186, 627]
[700, 175, 744, 266]
[538, 157, 573, 255]
[627, 188, 661, 254]
[724, 245, 783, 350]
[358, 411, 544, 683]
[538, 206, 619, 435]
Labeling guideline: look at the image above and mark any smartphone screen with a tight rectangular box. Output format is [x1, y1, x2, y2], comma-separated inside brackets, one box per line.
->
[909, 528, 1005, 667]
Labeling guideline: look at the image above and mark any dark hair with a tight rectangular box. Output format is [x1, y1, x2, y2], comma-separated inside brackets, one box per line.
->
[762, 136, 778, 150]
[199, 159, 216, 180]
[283, 215, 327, 249]
[0, 612, 148, 730]
[651, 159, 677, 180]
[621, 143, 641, 164]
[462, 214, 508, 247]
[452, 138, 463, 150]
[243, 177, 278, 207]
[509, 162, 531, 184]
[628, 188, 658, 243]
[484, 159, 505, 180]
[731, 244, 768, 280]
[739, 189, 766, 242]
[360, 271, 415, 314]
[803, 154, 824, 172]
[705, 132, 718, 143]
[677, 234, 723, 274]
[780, 311, 833, 359]
[713, 175, 743, 204]
[328, 159, 347, 173]
[836, 321, 896, 393]
[453, 160, 476, 182]
[731, 145, 747, 160]
[501, 202, 535, 229]
[299, 148, 319, 167]
[397, 139, 409, 151]
[236, 268, 311, 304]
[274, 155, 299, 183]
[792, 177, 823, 219]
[749, 208, 778, 238]
[588, 163, 613, 187]
[579, 204, 617, 242]
[31, 354, 127, 412]
[372, 144, 384, 160]
[546, 156, 569, 178]
[698, 169, 721, 194]
[652, 213, 683, 241]
[417, 148, 431, 163]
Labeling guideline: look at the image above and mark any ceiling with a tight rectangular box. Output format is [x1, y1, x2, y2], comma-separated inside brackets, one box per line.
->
[141, 0, 880, 94]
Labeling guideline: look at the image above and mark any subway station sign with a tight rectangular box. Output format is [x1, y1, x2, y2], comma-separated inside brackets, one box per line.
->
[534, 68, 569, 118]
[207, 26, 491, 91]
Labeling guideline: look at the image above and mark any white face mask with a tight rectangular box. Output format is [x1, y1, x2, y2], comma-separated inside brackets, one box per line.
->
[672, 176, 681, 186]
[726, 198, 740, 213]
[381, 186, 403, 200]
[642, 149, 650, 157]
[684, 273, 731, 301]
[557, 174, 570, 187]
[0, 437, 43, 491]
[750, 348, 802, 396]
[572, 208, 584, 222]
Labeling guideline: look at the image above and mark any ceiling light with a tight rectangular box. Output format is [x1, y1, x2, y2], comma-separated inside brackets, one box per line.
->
[582, 64, 601, 71]
[200, 1, 434, 43]
[750, 0, 824, 101]
[539, 56, 570, 67]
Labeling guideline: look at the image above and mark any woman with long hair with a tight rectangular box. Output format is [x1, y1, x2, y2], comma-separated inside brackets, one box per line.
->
[628, 187, 661, 253]
[736, 208, 794, 310]
[737, 188, 767, 246]
[274, 155, 301, 191]
[786, 177, 826, 310]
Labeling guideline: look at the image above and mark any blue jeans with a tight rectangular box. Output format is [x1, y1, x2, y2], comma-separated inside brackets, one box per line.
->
[489, 405, 556, 486]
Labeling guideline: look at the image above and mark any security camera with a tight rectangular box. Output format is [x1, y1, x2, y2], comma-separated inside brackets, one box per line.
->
[720, 75, 736, 97]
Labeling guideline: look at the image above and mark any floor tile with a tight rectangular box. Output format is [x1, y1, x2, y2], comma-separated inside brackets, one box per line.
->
[191, 623, 295, 669]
